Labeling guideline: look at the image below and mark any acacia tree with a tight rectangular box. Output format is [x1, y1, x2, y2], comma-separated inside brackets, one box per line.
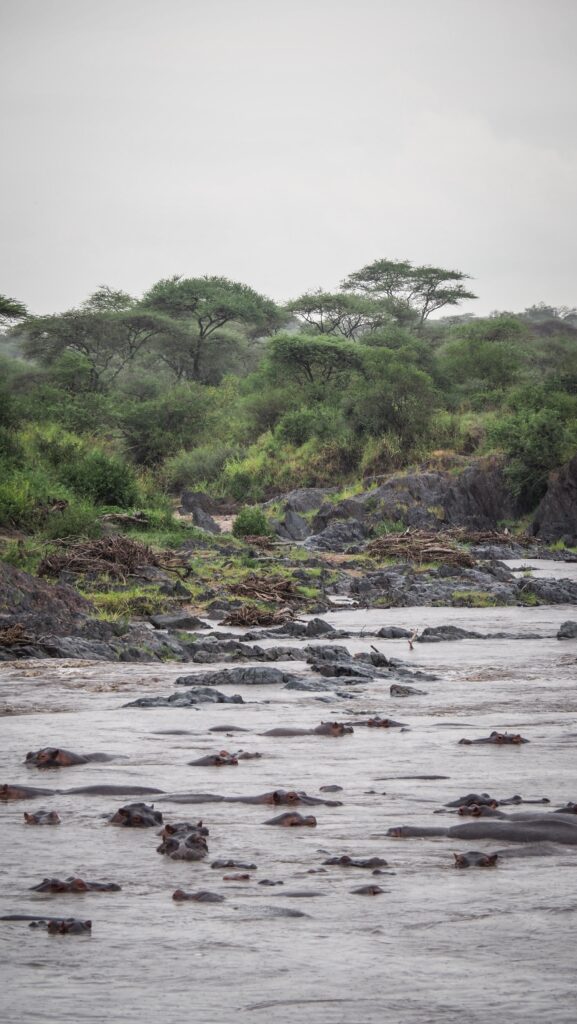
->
[266, 333, 365, 387]
[285, 290, 391, 340]
[142, 275, 281, 380]
[341, 258, 477, 327]
[20, 303, 171, 390]
[0, 294, 28, 327]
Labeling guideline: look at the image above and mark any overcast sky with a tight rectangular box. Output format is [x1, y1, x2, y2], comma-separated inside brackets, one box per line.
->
[1, 0, 576, 317]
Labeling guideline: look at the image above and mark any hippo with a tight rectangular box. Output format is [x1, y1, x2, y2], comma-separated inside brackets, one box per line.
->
[67, 785, 165, 796]
[390, 684, 427, 697]
[458, 731, 529, 746]
[24, 810, 61, 825]
[323, 855, 388, 869]
[263, 812, 317, 827]
[350, 885, 384, 895]
[211, 860, 257, 870]
[554, 802, 577, 814]
[30, 877, 121, 893]
[157, 821, 209, 861]
[261, 721, 354, 738]
[46, 918, 92, 934]
[453, 851, 499, 868]
[109, 803, 163, 827]
[188, 751, 239, 767]
[25, 748, 114, 768]
[449, 793, 505, 807]
[388, 814, 577, 844]
[223, 873, 250, 881]
[172, 890, 224, 902]
[159, 789, 341, 807]
[457, 804, 506, 818]
[1, 914, 92, 933]
[356, 717, 406, 729]
[1, 784, 57, 801]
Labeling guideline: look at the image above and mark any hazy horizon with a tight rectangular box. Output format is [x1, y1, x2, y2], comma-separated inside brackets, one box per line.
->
[1, 0, 576, 318]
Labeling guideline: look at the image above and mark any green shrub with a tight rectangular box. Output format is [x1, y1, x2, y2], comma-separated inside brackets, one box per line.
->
[40, 499, 102, 540]
[59, 450, 140, 507]
[162, 443, 241, 489]
[232, 506, 271, 537]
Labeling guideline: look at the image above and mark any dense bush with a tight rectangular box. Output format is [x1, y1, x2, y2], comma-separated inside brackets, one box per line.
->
[232, 506, 271, 537]
[59, 450, 140, 507]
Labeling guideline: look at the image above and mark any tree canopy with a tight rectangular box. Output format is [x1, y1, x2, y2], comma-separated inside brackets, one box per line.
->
[341, 258, 477, 326]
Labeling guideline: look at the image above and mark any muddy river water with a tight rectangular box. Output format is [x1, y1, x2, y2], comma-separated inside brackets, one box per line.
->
[1, 567, 577, 1023]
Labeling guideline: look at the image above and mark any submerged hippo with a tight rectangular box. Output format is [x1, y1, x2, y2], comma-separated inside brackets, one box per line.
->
[1, 784, 58, 801]
[350, 885, 384, 895]
[261, 721, 354, 738]
[356, 717, 406, 729]
[159, 789, 341, 807]
[157, 821, 209, 861]
[458, 731, 529, 746]
[172, 890, 224, 902]
[388, 813, 577, 845]
[188, 751, 239, 767]
[453, 851, 499, 868]
[24, 810, 61, 825]
[263, 812, 317, 827]
[109, 803, 163, 828]
[211, 859, 257, 870]
[25, 748, 114, 768]
[323, 855, 388, 869]
[31, 877, 121, 893]
[45, 918, 92, 934]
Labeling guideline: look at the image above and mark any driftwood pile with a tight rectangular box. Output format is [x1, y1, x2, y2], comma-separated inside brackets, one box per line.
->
[367, 531, 475, 568]
[223, 606, 293, 627]
[228, 574, 299, 604]
[0, 624, 36, 648]
[222, 574, 301, 627]
[449, 528, 533, 547]
[37, 536, 164, 581]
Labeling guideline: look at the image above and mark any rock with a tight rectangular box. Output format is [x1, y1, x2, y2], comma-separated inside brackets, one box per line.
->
[124, 687, 244, 708]
[310, 457, 516, 535]
[304, 618, 335, 637]
[305, 519, 368, 552]
[150, 613, 211, 630]
[557, 621, 577, 639]
[180, 490, 219, 515]
[190, 506, 221, 534]
[376, 626, 412, 638]
[266, 488, 333, 515]
[416, 625, 482, 642]
[174, 667, 299, 687]
[532, 455, 577, 544]
[273, 509, 311, 541]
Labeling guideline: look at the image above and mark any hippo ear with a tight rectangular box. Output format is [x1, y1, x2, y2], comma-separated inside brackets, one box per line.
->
[84, 920, 92, 929]
[485, 854, 499, 866]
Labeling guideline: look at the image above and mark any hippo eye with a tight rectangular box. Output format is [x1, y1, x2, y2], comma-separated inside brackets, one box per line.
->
[133, 816, 142, 825]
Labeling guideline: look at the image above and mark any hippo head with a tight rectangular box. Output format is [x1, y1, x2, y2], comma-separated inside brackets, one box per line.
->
[24, 810, 61, 825]
[453, 852, 499, 869]
[109, 802, 163, 827]
[272, 790, 301, 805]
[157, 820, 209, 861]
[46, 918, 92, 934]
[318, 721, 354, 737]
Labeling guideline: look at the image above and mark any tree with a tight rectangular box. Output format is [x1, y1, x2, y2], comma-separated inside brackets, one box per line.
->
[285, 290, 391, 340]
[341, 258, 477, 327]
[0, 294, 28, 327]
[142, 275, 281, 380]
[19, 307, 170, 389]
[266, 333, 365, 387]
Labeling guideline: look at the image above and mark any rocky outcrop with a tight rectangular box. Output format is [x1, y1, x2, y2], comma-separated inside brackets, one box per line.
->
[532, 455, 577, 544]
[308, 458, 516, 540]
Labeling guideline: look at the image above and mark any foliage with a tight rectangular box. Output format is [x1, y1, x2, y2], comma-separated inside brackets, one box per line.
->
[266, 332, 365, 386]
[285, 290, 391, 339]
[341, 258, 477, 326]
[232, 506, 272, 537]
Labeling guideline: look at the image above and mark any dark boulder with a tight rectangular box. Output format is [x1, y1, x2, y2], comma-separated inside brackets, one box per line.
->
[532, 455, 577, 544]
[557, 621, 577, 639]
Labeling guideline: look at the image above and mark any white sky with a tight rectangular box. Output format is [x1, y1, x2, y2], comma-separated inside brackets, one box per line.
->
[1, 0, 576, 317]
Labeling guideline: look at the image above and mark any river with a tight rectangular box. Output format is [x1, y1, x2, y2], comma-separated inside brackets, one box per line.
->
[1, 566, 576, 1023]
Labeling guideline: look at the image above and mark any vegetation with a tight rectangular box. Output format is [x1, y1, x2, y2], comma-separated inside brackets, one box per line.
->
[1, 260, 576, 544]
